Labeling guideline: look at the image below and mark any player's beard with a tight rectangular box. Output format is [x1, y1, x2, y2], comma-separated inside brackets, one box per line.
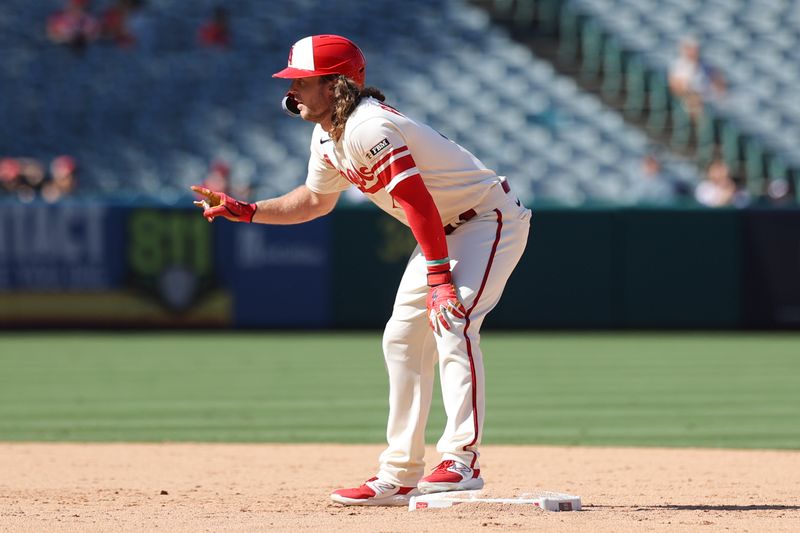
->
[295, 82, 335, 129]
[299, 103, 334, 131]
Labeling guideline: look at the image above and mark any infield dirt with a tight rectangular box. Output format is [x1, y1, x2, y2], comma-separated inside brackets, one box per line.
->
[1, 443, 798, 532]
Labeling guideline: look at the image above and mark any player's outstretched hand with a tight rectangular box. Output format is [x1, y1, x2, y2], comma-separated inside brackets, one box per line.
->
[190, 185, 257, 223]
[426, 278, 466, 334]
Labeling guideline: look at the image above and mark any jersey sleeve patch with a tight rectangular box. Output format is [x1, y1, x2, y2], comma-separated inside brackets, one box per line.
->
[367, 137, 391, 160]
[347, 116, 417, 193]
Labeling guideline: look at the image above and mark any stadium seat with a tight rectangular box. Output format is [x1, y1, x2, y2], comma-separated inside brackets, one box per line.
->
[0, 0, 704, 205]
[561, 0, 799, 199]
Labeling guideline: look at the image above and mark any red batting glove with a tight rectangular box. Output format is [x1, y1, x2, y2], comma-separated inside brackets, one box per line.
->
[190, 185, 256, 223]
[426, 270, 466, 334]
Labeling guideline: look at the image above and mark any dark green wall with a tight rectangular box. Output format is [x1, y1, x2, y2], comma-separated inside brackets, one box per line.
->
[332, 207, 743, 329]
[331, 207, 417, 328]
[616, 209, 740, 327]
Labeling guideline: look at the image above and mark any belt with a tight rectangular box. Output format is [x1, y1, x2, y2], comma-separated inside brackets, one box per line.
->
[444, 180, 512, 235]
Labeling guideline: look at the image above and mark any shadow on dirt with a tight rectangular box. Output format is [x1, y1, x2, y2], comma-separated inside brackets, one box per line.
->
[586, 504, 800, 512]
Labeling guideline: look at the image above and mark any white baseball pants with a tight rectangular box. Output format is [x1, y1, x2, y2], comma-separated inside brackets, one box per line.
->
[378, 191, 531, 487]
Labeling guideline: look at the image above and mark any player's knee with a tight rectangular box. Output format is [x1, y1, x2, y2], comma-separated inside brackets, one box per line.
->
[382, 319, 420, 359]
[382, 324, 403, 356]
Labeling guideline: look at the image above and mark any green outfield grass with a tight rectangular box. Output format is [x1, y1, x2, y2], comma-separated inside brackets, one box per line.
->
[0, 332, 798, 448]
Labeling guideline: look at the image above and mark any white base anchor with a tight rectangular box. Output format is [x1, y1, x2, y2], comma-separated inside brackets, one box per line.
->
[409, 490, 582, 512]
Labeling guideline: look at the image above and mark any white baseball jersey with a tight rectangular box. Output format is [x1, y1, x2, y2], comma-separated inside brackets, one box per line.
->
[304, 95, 531, 489]
[305, 97, 502, 227]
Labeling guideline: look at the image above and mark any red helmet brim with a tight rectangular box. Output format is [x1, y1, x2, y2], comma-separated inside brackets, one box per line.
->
[272, 66, 319, 79]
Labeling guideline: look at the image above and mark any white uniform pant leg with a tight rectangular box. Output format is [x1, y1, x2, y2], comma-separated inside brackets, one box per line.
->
[434, 199, 531, 470]
[378, 198, 530, 482]
[378, 250, 437, 487]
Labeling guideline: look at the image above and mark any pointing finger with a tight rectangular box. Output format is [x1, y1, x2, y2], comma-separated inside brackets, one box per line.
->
[191, 185, 220, 203]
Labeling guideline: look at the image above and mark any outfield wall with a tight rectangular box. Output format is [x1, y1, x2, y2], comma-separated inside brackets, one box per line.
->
[0, 202, 797, 329]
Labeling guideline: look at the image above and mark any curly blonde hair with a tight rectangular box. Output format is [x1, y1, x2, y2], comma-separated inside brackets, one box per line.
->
[323, 75, 386, 142]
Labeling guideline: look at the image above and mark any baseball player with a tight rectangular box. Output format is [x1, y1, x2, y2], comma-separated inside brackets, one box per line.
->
[191, 35, 531, 506]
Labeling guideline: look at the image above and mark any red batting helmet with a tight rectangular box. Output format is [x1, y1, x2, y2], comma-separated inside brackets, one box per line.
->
[272, 35, 366, 87]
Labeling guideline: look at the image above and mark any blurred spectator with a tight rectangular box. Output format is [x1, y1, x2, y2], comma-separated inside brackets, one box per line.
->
[0, 157, 46, 202]
[625, 153, 677, 205]
[198, 6, 231, 48]
[203, 160, 232, 193]
[766, 178, 793, 206]
[42, 155, 79, 203]
[0, 158, 21, 195]
[668, 37, 726, 122]
[100, 0, 137, 47]
[695, 158, 743, 207]
[46, 0, 100, 54]
[100, 0, 153, 49]
[202, 160, 252, 199]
